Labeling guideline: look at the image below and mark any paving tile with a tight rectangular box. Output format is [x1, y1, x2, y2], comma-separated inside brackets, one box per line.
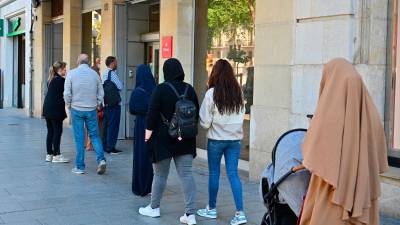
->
[0, 108, 399, 225]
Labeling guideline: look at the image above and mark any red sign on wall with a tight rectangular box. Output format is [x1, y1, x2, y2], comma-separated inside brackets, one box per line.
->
[162, 36, 173, 58]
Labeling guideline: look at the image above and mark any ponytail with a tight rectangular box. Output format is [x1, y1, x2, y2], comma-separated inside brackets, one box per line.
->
[48, 66, 55, 82]
[48, 61, 67, 82]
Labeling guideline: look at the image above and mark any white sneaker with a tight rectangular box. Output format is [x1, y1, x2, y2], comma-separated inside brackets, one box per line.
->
[180, 214, 196, 225]
[46, 154, 53, 162]
[97, 160, 107, 175]
[52, 155, 70, 163]
[138, 205, 160, 218]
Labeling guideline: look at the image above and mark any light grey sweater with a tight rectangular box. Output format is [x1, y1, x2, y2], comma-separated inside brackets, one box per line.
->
[64, 64, 104, 111]
[199, 88, 245, 140]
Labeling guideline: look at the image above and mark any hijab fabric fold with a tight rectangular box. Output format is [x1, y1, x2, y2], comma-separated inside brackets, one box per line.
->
[129, 64, 156, 115]
[301, 58, 388, 224]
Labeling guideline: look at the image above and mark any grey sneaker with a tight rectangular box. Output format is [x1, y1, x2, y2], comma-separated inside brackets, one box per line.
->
[97, 160, 106, 175]
[71, 167, 85, 174]
[230, 211, 247, 225]
[197, 205, 217, 219]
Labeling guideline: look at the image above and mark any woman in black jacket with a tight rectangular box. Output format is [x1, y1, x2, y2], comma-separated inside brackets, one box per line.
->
[42, 61, 69, 163]
[138, 58, 199, 225]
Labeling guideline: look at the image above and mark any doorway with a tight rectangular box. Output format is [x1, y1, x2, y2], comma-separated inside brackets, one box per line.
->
[146, 42, 160, 83]
[121, 1, 160, 138]
[82, 10, 101, 65]
[13, 34, 25, 109]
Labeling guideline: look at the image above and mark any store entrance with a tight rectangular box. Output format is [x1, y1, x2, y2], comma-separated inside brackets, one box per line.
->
[122, 1, 160, 138]
[145, 42, 160, 84]
[13, 34, 25, 109]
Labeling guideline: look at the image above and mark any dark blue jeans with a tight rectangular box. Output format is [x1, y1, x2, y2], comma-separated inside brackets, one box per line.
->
[103, 105, 121, 152]
[207, 139, 243, 211]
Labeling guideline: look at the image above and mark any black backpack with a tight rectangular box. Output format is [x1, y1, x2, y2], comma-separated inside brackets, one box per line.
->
[103, 70, 121, 106]
[161, 82, 198, 141]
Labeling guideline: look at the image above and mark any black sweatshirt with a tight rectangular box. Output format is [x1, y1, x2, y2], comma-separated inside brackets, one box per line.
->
[146, 80, 199, 163]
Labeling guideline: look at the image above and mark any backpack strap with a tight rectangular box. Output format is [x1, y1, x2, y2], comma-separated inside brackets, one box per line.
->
[165, 82, 188, 100]
[107, 70, 112, 81]
[182, 85, 189, 99]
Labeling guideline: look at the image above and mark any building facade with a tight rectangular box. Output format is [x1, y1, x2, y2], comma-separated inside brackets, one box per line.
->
[0, 0, 32, 114]
[0, 0, 399, 216]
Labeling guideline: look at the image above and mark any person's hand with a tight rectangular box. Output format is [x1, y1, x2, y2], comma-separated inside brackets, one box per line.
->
[145, 130, 153, 142]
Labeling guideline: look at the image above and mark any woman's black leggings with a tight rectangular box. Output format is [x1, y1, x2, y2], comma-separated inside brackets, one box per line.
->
[46, 119, 63, 156]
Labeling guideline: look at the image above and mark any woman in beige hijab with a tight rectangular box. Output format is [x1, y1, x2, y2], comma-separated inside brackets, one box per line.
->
[300, 58, 389, 225]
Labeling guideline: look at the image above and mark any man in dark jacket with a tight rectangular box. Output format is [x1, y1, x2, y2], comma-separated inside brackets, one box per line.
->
[101, 56, 123, 154]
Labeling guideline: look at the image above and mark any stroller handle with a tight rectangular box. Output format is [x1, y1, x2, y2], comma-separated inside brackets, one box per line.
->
[292, 164, 305, 172]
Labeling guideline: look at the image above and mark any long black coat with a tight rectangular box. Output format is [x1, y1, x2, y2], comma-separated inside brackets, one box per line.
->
[146, 81, 199, 163]
[42, 75, 67, 120]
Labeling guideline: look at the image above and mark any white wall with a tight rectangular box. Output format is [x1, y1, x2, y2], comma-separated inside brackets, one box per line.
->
[250, 0, 388, 180]
[0, 0, 32, 115]
[291, 0, 387, 129]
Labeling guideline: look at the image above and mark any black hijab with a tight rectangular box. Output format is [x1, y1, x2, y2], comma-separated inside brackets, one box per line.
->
[163, 58, 185, 82]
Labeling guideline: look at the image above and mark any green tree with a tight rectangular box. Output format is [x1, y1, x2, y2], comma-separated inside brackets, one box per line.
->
[208, 0, 255, 49]
[227, 45, 249, 84]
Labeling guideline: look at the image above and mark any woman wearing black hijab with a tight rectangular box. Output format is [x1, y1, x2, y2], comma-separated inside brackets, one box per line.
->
[138, 58, 199, 225]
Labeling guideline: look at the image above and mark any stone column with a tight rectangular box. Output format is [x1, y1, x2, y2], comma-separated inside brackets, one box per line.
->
[193, 0, 208, 150]
[160, 0, 195, 84]
[32, 1, 52, 118]
[63, 0, 82, 70]
[250, 0, 295, 180]
[100, 0, 115, 70]
[82, 12, 93, 63]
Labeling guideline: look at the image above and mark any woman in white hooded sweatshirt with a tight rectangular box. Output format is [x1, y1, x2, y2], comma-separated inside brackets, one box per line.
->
[197, 59, 246, 225]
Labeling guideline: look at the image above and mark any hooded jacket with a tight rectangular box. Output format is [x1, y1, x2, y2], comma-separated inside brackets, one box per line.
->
[146, 58, 199, 163]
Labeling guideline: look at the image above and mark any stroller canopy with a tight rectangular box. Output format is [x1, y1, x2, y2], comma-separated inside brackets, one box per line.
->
[261, 129, 311, 216]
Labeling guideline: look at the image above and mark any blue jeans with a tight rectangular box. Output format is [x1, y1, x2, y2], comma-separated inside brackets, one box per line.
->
[71, 109, 106, 170]
[207, 139, 243, 211]
[103, 105, 121, 152]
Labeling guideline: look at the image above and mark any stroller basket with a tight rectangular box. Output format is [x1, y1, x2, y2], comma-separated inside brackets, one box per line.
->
[260, 129, 309, 225]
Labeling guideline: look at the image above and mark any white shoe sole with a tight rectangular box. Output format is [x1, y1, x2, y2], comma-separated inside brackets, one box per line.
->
[138, 208, 160, 218]
[52, 160, 69, 163]
[231, 220, 247, 225]
[71, 170, 85, 174]
[97, 163, 106, 175]
[196, 212, 217, 219]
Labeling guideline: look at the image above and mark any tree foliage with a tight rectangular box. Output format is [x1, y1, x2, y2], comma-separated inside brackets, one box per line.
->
[208, 0, 254, 49]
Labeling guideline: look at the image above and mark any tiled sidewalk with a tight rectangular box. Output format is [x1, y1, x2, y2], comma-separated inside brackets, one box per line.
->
[0, 108, 398, 225]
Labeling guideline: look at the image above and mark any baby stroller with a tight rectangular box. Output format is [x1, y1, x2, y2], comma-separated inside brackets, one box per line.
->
[260, 128, 311, 225]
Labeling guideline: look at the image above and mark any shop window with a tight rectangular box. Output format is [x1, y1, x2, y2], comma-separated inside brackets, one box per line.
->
[195, 0, 255, 161]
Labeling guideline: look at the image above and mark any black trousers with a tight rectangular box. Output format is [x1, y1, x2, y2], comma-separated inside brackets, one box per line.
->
[46, 118, 63, 156]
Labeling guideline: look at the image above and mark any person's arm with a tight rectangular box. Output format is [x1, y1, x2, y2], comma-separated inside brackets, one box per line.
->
[97, 76, 104, 108]
[199, 90, 213, 129]
[111, 71, 124, 91]
[145, 86, 161, 140]
[63, 73, 72, 108]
